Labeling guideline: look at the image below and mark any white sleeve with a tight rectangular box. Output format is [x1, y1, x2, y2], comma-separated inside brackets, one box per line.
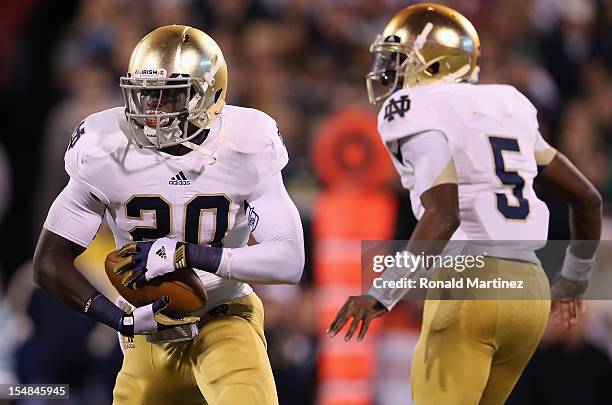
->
[399, 131, 456, 192]
[215, 173, 305, 284]
[44, 179, 106, 247]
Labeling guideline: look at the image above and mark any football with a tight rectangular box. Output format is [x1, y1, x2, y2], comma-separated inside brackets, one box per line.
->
[105, 249, 208, 316]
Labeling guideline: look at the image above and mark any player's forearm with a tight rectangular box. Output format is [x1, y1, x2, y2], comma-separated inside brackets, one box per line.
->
[33, 262, 96, 312]
[219, 240, 304, 284]
[33, 236, 125, 335]
[34, 259, 124, 331]
[368, 185, 460, 311]
[565, 164, 602, 246]
[186, 240, 304, 284]
[568, 197, 602, 258]
[368, 209, 460, 312]
[559, 203, 601, 283]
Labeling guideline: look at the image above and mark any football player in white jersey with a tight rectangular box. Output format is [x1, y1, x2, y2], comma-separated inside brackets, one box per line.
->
[328, 4, 602, 404]
[33, 25, 304, 405]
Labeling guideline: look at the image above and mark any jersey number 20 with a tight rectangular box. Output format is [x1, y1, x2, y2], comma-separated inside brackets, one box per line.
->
[488, 137, 530, 220]
[125, 195, 230, 247]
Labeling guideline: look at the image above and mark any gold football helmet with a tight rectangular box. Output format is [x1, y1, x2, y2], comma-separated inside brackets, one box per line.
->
[120, 25, 228, 149]
[366, 3, 480, 104]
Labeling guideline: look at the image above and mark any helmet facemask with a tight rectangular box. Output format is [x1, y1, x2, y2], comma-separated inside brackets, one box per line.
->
[366, 35, 414, 105]
[120, 72, 215, 149]
[366, 25, 439, 105]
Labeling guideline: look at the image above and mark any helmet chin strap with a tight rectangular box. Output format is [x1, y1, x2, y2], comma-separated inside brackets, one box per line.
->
[177, 131, 216, 174]
[181, 120, 217, 173]
[183, 139, 216, 165]
[142, 111, 216, 164]
[145, 123, 216, 173]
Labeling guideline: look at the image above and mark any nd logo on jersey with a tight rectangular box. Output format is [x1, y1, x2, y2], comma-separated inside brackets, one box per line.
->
[384, 95, 411, 122]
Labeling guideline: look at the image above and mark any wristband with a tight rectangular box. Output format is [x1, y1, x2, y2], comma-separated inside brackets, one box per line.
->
[185, 243, 223, 273]
[83, 292, 126, 333]
[560, 247, 595, 281]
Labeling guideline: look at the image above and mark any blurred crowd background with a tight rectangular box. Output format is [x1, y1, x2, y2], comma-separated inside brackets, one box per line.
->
[1, 0, 612, 404]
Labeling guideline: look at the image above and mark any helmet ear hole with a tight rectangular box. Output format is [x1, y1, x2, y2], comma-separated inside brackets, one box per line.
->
[426, 62, 440, 75]
[214, 89, 223, 103]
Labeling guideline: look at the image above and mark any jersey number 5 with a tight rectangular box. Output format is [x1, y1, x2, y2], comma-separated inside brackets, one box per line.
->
[488, 137, 530, 220]
[125, 195, 230, 247]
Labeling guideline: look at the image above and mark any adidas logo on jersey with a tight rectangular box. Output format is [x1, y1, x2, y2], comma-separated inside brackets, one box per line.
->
[169, 171, 190, 185]
[156, 246, 167, 260]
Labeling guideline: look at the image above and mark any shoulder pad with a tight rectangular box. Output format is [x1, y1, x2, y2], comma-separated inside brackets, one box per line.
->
[219, 105, 289, 182]
[64, 107, 126, 204]
[507, 85, 539, 129]
[220, 105, 281, 153]
[377, 87, 447, 143]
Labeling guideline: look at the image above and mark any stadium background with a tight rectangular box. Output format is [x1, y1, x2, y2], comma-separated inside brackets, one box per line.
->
[0, 0, 612, 403]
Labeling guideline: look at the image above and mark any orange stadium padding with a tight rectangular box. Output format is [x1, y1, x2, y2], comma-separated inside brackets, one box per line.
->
[313, 189, 398, 240]
[318, 338, 377, 380]
[318, 381, 373, 405]
[312, 109, 398, 405]
[314, 260, 363, 286]
[312, 109, 394, 189]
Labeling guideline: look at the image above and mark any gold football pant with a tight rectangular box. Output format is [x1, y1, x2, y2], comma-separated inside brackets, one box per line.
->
[411, 258, 551, 405]
[113, 293, 278, 405]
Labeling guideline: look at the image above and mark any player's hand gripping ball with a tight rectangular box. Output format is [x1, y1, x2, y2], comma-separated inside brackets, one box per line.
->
[114, 237, 187, 288]
[105, 241, 207, 317]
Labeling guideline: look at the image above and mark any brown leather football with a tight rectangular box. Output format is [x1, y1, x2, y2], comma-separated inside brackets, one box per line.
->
[105, 248, 207, 316]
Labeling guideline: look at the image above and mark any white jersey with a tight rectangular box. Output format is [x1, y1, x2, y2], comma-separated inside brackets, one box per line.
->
[45, 105, 302, 310]
[378, 83, 556, 243]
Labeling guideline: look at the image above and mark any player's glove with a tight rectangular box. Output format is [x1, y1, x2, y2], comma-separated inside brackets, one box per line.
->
[84, 293, 200, 337]
[114, 237, 188, 288]
[114, 237, 223, 288]
[118, 295, 200, 336]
